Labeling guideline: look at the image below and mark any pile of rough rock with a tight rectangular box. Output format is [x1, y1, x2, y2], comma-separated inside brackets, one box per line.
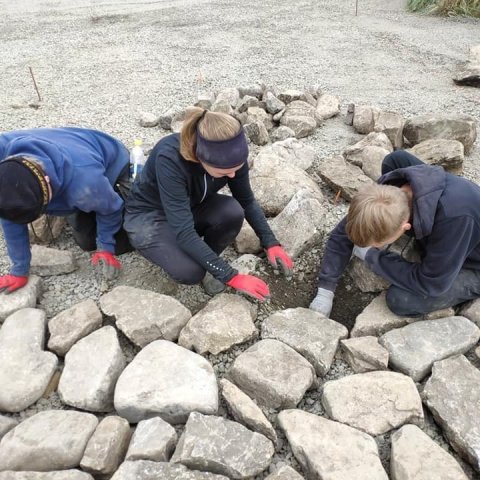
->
[0, 85, 479, 480]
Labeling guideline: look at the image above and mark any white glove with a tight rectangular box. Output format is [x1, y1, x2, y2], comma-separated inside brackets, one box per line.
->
[352, 245, 372, 261]
[309, 287, 334, 317]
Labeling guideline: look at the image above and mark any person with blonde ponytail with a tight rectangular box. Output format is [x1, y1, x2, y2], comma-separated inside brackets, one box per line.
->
[124, 107, 293, 300]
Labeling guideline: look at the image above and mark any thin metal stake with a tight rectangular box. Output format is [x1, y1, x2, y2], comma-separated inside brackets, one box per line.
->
[29, 66, 42, 102]
[355, 0, 359, 16]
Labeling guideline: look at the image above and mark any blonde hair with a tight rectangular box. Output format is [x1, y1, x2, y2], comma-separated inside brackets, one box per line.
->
[180, 107, 241, 162]
[345, 184, 410, 247]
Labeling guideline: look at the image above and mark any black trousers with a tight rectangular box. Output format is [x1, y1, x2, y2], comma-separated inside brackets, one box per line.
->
[124, 194, 244, 285]
[66, 166, 133, 255]
[381, 151, 480, 316]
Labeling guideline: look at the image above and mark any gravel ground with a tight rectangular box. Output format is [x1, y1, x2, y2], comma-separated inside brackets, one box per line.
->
[0, 0, 479, 478]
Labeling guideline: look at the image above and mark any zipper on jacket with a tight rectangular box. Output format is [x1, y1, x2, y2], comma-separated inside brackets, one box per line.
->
[200, 173, 207, 203]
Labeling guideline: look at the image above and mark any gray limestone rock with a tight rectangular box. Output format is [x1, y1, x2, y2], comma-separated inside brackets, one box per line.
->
[374, 110, 405, 149]
[277, 90, 307, 104]
[261, 307, 348, 375]
[114, 340, 218, 424]
[231, 254, 262, 275]
[220, 379, 277, 444]
[453, 45, 480, 88]
[0, 276, 42, 322]
[0, 473, 94, 480]
[459, 298, 480, 327]
[250, 156, 322, 216]
[315, 94, 340, 121]
[237, 95, 261, 113]
[282, 101, 315, 120]
[246, 106, 274, 131]
[125, 417, 177, 462]
[244, 121, 269, 146]
[403, 114, 477, 154]
[340, 336, 389, 373]
[353, 105, 381, 134]
[178, 294, 258, 355]
[30, 245, 76, 276]
[0, 410, 98, 471]
[171, 412, 274, 479]
[423, 355, 480, 471]
[0, 416, 18, 441]
[234, 221, 262, 254]
[270, 126, 295, 142]
[351, 292, 417, 337]
[211, 100, 233, 115]
[264, 91, 285, 114]
[0, 308, 58, 412]
[379, 316, 480, 381]
[99, 286, 192, 347]
[318, 155, 375, 201]
[267, 137, 316, 171]
[239, 83, 264, 99]
[195, 91, 216, 110]
[278, 409, 388, 480]
[80, 416, 131, 475]
[215, 88, 240, 108]
[349, 257, 390, 293]
[391, 424, 469, 480]
[407, 138, 464, 174]
[111, 461, 229, 480]
[47, 299, 103, 356]
[139, 112, 159, 128]
[158, 105, 185, 130]
[343, 131, 393, 156]
[228, 339, 315, 409]
[29, 215, 66, 244]
[264, 466, 304, 480]
[270, 189, 326, 259]
[280, 115, 317, 138]
[322, 371, 424, 436]
[345, 145, 390, 181]
[58, 326, 126, 412]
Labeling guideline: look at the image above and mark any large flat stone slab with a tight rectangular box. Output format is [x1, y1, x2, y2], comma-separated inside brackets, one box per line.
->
[125, 417, 177, 462]
[47, 299, 103, 356]
[0, 308, 58, 412]
[100, 286, 191, 347]
[30, 245, 76, 276]
[80, 416, 131, 475]
[261, 307, 348, 375]
[322, 371, 423, 436]
[340, 336, 389, 373]
[407, 138, 464, 174]
[178, 294, 257, 355]
[58, 326, 126, 412]
[0, 276, 42, 322]
[270, 189, 326, 258]
[0, 473, 94, 480]
[278, 409, 388, 480]
[0, 410, 98, 471]
[379, 316, 480, 381]
[171, 412, 274, 479]
[111, 461, 229, 480]
[423, 355, 480, 472]
[0, 416, 18, 441]
[114, 340, 218, 424]
[228, 339, 315, 409]
[391, 424, 469, 480]
[351, 292, 416, 337]
[403, 114, 477, 154]
[220, 379, 277, 444]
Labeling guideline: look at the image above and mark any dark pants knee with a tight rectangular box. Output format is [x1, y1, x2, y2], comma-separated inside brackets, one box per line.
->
[381, 151, 425, 176]
[385, 286, 424, 316]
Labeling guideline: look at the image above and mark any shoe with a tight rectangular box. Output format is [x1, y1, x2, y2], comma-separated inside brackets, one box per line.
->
[202, 272, 226, 296]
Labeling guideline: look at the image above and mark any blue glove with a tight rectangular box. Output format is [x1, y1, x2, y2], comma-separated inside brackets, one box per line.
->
[309, 287, 334, 317]
[352, 245, 372, 261]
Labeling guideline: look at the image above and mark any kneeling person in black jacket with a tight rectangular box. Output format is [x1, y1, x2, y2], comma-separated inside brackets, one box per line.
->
[124, 107, 293, 300]
[310, 150, 480, 317]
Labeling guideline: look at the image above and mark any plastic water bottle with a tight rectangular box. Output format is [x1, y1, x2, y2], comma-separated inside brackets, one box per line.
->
[130, 139, 146, 180]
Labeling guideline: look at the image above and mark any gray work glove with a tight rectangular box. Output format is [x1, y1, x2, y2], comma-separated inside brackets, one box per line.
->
[309, 287, 334, 318]
[352, 245, 372, 261]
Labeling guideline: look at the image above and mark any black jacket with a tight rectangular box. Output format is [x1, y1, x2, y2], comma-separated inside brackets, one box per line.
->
[126, 134, 278, 282]
[318, 164, 480, 296]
